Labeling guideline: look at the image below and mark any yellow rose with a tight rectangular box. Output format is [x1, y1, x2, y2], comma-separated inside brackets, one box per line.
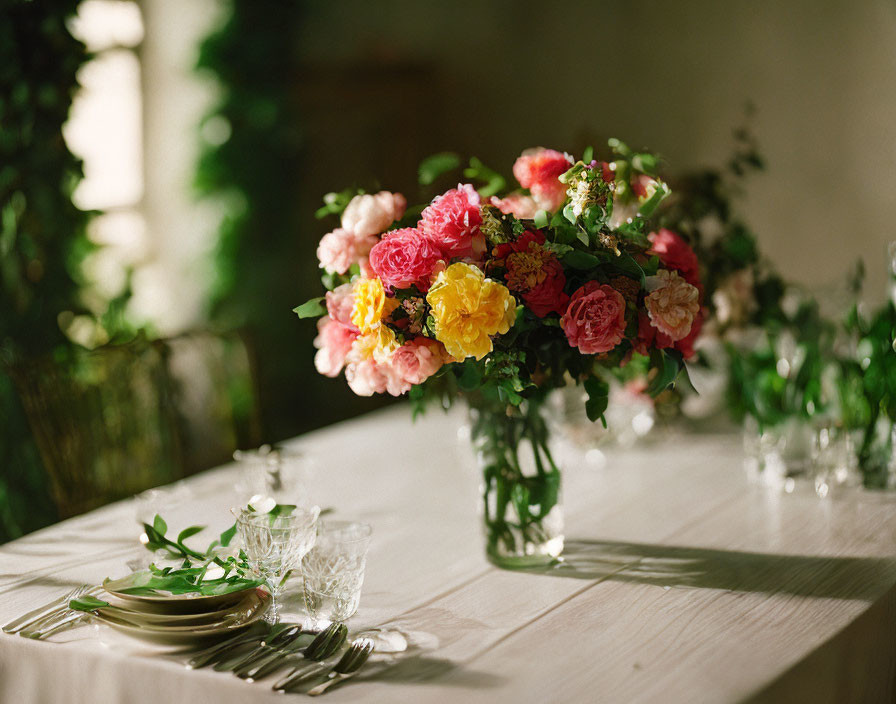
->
[426, 262, 517, 360]
[350, 277, 398, 334]
[352, 325, 400, 364]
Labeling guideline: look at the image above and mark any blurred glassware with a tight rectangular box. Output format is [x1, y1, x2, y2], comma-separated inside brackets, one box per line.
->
[743, 417, 813, 492]
[555, 381, 655, 453]
[811, 423, 862, 498]
[233, 444, 315, 506]
[235, 505, 320, 623]
[302, 521, 372, 628]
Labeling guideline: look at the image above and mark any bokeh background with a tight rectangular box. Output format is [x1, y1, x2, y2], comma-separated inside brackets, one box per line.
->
[2, 0, 895, 541]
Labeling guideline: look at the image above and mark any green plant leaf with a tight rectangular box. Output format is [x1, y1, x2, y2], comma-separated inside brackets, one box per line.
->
[152, 515, 167, 536]
[70, 595, 110, 612]
[219, 523, 237, 548]
[418, 152, 461, 186]
[177, 526, 204, 544]
[584, 376, 609, 422]
[561, 250, 601, 270]
[293, 297, 327, 319]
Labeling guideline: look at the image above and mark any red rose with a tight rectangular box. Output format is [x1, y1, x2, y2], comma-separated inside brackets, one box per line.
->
[633, 310, 673, 356]
[512, 148, 572, 212]
[648, 229, 699, 286]
[419, 184, 483, 259]
[523, 259, 570, 318]
[369, 227, 442, 291]
[561, 282, 627, 354]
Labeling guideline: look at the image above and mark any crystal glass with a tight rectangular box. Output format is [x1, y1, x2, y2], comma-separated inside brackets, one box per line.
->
[743, 417, 813, 492]
[235, 506, 320, 622]
[302, 521, 372, 628]
[233, 444, 315, 506]
[811, 423, 862, 498]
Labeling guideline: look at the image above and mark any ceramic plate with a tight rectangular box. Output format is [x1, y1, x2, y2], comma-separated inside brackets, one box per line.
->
[97, 589, 269, 628]
[92, 589, 271, 645]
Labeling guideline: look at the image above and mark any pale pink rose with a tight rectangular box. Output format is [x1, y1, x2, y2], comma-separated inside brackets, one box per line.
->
[390, 338, 446, 387]
[313, 316, 358, 377]
[512, 148, 572, 212]
[341, 191, 407, 238]
[317, 228, 377, 275]
[369, 228, 443, 291]
[561, 281, 627, 354]
[344, 359, 389, 396]
[419, 184, 482, 259]
[490, 194, 539, 219]
[325, 283, 357, 329]
[645, 269, 700, 341]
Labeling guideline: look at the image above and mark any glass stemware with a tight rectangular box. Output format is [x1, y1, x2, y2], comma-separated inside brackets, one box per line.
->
[233, 444, 315, 506]
[302, 521, 372, 628]
[235, 506, 320, 622]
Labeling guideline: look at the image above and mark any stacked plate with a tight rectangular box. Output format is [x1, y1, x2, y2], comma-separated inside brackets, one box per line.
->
[90, 572, 271, 645]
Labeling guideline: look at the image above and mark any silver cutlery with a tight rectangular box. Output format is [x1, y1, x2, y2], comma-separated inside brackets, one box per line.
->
[219, 624, 304, 673]
[186, 622, 270, 669]
[306, 638, 375, 695]
[2, 584, 99, 634]
[271, 624, 352, 691]
[239, 622, 346, 682]
[20, 611, 87, 640]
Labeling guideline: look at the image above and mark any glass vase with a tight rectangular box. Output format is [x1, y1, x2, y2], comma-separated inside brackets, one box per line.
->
[468, 396, 564, 568]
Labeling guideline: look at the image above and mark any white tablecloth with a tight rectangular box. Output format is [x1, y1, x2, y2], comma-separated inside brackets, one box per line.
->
[2, 405, 896, 703]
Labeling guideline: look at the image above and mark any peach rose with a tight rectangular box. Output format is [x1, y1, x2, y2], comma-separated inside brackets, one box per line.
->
[561, 281, 627, 354]
[390, 337, 447, 388]
[341, 191, 407, 238]
[490, 194, 539, 219]
[344, 359, 388, 396]
[325, 283, 357, 329]
[644, 269, 700, 341]
[313, 316, 358, 377]
[317, 228, 377, 275]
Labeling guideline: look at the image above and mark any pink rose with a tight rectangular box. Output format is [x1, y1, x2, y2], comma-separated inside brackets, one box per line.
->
[341, 191, 407, 238]
[648, 229, 699, 286]
[313, 316, 358, 377]
[561, 281, 627, 354]
[344, 359, 388, 396]
[325, 283, 357, 329]
[369, 228, 443, 292]
[390, 338, 446, 388]
[490, 194, 539, 219]
[419, 184, 483, 259]
[317, 228, 377, 275]
[512, 148, 572, 212]
[644, 269, 700, 341]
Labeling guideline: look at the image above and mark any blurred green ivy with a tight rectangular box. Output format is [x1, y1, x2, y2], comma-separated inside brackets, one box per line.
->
[0, 0, 91, 540]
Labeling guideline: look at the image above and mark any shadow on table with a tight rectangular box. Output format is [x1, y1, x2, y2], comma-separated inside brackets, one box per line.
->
[351, 654, 505, 691]
[521, 539, 896, 602]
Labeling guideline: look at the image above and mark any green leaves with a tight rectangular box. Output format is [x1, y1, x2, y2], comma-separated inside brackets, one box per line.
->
[293, 297, 327, 319]
[561, 249, 602, 270]
[418, 152, 461, 186]
[646, 348, 691, 397]
[152, 515, 167, 536]
[69, 595, 109, 613]
[219, 523, 237, 548]
[584, 376, 610, 423]
[464, 158, 506, 198]
[177, 525, 204, 544]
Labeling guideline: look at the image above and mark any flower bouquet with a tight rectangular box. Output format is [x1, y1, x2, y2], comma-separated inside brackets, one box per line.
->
[296, 139, 702, 567]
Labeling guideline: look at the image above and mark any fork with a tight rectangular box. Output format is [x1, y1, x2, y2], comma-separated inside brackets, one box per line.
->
[20, 611, 88, 640]
[239, 622, 347, 681]
[220, 624, 304, 673]
[272, 627, 360, 692]
[306, 638, 375, 695]
[2, 584, 99, 634]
